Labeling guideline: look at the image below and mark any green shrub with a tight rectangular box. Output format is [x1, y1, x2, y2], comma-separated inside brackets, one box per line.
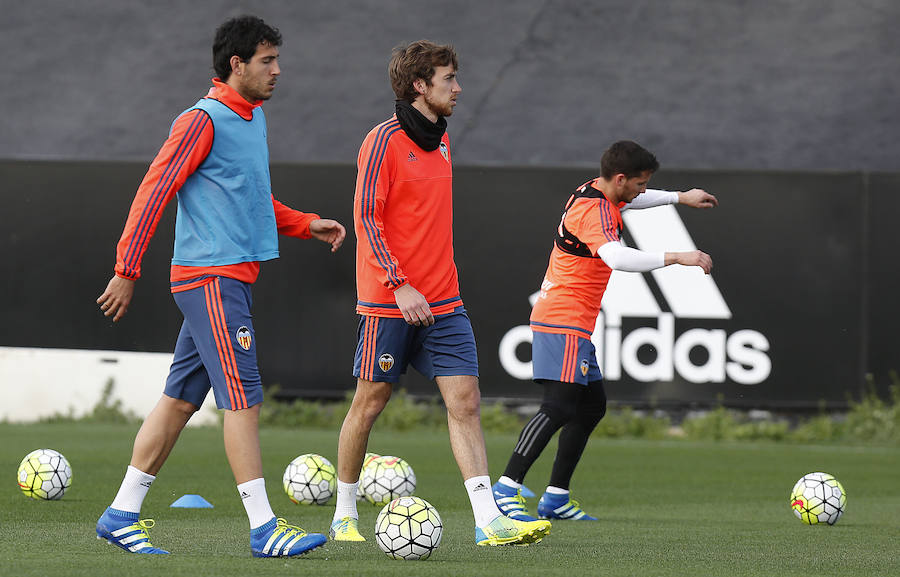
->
[789, 413, 845, 443]
[39, 379, 141, 425]
[841, 378, 900, 443]
[480, 401, 526, 434]
[29, 375, 900, 445]
[377, 389, 446, 431]
[682, 405, 739, 441]
[593, 407, 670, 440]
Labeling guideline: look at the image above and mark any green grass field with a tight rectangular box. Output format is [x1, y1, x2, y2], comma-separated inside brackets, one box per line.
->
[2, 422, 898, 577]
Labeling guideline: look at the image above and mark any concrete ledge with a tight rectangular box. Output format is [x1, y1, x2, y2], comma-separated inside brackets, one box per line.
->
[0, 347, 218, 426]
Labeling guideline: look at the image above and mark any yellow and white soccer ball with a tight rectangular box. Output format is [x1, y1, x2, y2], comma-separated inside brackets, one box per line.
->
[361, 455, 416, 506]
[375, 496, 443, 560]
[790, 471, 846, 525]
[283, 453, 336, 505]
[17, 449, 73, 500]
[356, 452, 381, 501]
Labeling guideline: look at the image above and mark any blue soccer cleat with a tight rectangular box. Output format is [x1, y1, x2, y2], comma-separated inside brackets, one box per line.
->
[96, 507, 170, 554]
[492, 481, 538, 521]
[475, 515, 551, 546]
[537, 492, 598, 521]
[251, 517, 326, 557]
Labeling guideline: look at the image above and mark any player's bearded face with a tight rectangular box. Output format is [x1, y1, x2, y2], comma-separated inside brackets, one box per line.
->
[237, 42, 280, 101]
[423, 65, 461, 118]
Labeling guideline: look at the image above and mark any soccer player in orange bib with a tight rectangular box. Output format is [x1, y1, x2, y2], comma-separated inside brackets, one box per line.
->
[492, 141, 717, 521]
[329, 40, 551, 547]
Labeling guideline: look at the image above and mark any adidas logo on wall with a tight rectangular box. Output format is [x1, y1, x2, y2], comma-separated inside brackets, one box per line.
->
[499, 205, 771, 385]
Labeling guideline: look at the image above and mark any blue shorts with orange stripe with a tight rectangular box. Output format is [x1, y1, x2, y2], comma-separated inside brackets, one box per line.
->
[531, 330, 603, 385]
[353, 307, 479, 383]
[165, 275, 262, 411]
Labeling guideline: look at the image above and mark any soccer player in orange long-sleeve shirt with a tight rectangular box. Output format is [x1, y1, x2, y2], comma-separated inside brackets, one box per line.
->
[328, 40, 551, 547]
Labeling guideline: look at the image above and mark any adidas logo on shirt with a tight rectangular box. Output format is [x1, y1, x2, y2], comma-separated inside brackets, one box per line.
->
[407, 151, 418, 162]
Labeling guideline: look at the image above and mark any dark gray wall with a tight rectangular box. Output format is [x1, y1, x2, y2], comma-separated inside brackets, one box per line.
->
[4, 0, 899, 171]
[3, 160, 898, 408]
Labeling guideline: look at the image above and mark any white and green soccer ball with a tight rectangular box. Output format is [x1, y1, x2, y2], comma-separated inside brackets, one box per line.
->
[375, 496, 443, 560]
[790, 471, 846, 525]
[356, 452, 381, 501]
[361, 455, 416, 506]
[283, 453, 336, 505]
[17, 449, 72, 500]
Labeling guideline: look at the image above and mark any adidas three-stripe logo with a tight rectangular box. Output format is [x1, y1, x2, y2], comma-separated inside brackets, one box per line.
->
[110, 523, 154, 552]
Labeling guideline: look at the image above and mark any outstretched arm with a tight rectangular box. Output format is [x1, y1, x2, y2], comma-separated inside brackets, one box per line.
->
[676, 188, 718, 208]
[624, 188, 718, 210]
[597, 242, 713, 274]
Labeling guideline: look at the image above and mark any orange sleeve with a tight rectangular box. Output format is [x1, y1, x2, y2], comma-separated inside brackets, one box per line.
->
[578, 198, 622, 255]
[115, 109, 213, 279]
[354, 127, 408, 290]
[272, 195, 319, 239]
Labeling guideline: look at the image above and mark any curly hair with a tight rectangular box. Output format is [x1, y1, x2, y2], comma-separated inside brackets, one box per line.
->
[389, 40, 458, 102]
[212, 15, 282, 81]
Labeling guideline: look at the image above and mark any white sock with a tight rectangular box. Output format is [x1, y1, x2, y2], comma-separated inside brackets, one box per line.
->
[465, 475, 503, 527]
[110, 465, 155, 514]
[333, 479, 360, 522]
[498, 476, 520, 489]
[545, 485, 569, 496]
[237, 478, 275, 530]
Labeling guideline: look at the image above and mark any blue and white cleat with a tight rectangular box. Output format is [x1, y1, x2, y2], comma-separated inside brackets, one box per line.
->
[537, 492, 598, 521]
[96, 507, 170, 554]
[475, 515, 551, 546]
[492, 481, 538, 521]
[251, 517, 326, 557]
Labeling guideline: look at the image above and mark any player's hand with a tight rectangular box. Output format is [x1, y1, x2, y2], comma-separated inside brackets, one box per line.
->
[393, 283, 434, 327]
[674, 250, 713, 274]
[678, 188, 718, 209]
[97, 275, 136, 322]
[310, 218, 346, 252]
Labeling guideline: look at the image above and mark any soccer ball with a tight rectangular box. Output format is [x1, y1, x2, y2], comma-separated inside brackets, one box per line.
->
[357, 452, 381, 501]
[361, 455, 416, 506]
[283, 453, 336, 505]
[375, 496, 443, 560]
[17, 449, 72, 500]
[790, 472, 846, 525]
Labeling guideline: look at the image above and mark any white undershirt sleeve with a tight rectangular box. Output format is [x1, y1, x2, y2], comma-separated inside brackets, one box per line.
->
[622, 189, 679, 210]
[596, 241, 665, 272]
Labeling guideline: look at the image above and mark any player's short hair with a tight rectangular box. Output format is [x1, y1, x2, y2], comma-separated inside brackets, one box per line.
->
[389, 40, 458, 102]
[600, 141, 660, 179]
[213, 15, 282, 81]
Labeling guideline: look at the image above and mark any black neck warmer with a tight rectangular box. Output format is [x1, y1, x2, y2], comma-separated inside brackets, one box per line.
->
[395, 100, 446, 151]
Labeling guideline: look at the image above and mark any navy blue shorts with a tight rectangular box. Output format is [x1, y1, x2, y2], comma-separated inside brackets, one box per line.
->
[531, 331, 602, 385]
[164, 276, 263, 411]
[353, 307, 479, 383]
